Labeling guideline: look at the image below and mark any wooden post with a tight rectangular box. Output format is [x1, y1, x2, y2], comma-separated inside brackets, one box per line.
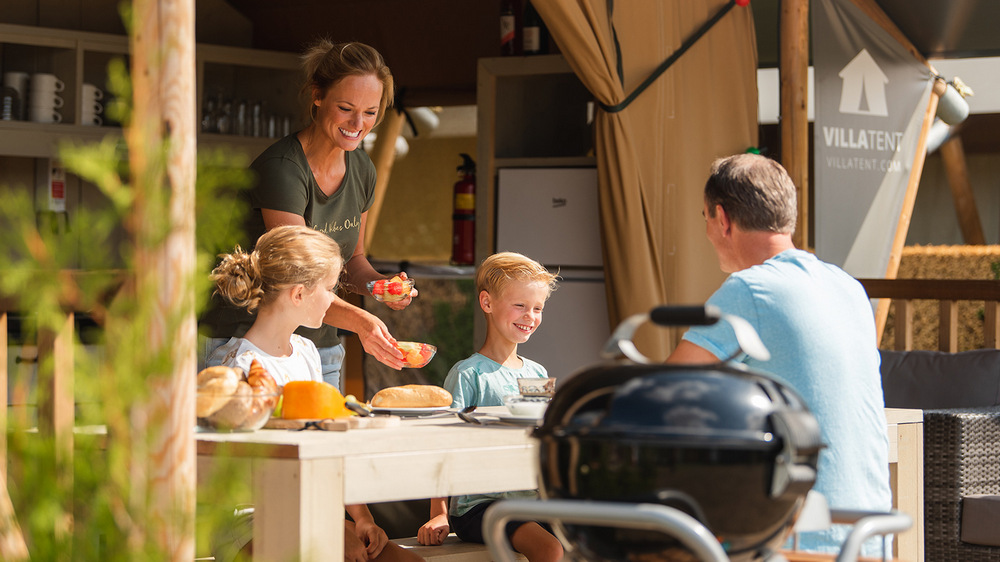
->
[874, 85, 940, 340]
[364, 109, 406, 250]
[939, 136, 985, 245]
[0, 311, 6, 486]
[780, 0, 810, 249]
[939, 300, 959, 352]
[129, 0, 197, 558]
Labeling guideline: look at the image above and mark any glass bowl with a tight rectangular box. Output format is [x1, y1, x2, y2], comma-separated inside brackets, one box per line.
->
[396, 341, 437, 368]
[367, 276, 414, 303]
[196, 390, 280, 432]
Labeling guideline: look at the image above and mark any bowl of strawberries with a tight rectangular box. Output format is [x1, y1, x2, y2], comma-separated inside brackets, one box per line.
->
[367, 275, 414, 303]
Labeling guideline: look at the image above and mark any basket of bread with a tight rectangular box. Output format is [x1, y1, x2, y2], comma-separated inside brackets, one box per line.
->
[196, 359, 279, 432]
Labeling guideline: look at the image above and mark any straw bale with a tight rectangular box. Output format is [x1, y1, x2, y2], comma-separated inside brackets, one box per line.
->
[882, 245, 1000, 350]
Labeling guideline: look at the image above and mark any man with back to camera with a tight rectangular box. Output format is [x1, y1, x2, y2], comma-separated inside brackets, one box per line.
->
[667, 153, 892, 556]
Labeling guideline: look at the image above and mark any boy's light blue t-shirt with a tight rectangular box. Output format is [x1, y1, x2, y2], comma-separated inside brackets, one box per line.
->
[443, 353, 548, 516]
[443, 352, 547, 409]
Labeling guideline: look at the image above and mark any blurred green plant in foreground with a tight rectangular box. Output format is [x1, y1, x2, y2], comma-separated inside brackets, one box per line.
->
[0, 47, 259, 559]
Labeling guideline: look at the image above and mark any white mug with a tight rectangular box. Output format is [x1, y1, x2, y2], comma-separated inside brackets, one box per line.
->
[81, 114, 103, 126]
[29, 107, 62, 124]
[81, 100, 103, 115]
[30, 73, 64, 93]
[81, 83, 104, 101]
[31, 94, 63, 109]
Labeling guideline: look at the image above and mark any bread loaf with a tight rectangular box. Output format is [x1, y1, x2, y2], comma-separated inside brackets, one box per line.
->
[206, 380, 253, 429]
[370, 384, 452, 408]
[196, 365, 242, 417]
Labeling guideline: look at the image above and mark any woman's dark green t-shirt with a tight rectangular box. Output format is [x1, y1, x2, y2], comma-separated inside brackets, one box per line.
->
[202, 133, 376, 347]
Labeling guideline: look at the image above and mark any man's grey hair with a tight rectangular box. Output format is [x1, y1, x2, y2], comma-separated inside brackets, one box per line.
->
[704, 153, 797, 234]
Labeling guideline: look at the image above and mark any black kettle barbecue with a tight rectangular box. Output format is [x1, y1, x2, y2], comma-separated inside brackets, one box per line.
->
[532, 305, 825, 561]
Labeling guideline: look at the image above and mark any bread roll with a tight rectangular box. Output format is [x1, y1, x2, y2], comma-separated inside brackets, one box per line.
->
[206, 381, 253, 429]
[196, 365, 242, 417]
[247, 358, 279, 409]
[371, 384, 452, 408]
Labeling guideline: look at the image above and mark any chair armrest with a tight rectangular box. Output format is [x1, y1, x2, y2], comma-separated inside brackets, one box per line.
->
[923, 406, 1000, 560]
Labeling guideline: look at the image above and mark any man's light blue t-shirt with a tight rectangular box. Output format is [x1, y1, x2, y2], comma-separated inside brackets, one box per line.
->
[683, 249, 892, 556]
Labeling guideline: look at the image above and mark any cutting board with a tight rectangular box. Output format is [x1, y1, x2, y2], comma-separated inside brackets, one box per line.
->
[263, 415, 401, 431]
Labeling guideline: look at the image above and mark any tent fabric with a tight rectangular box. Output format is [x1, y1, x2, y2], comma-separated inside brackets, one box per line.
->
[534, 0, 759, 359]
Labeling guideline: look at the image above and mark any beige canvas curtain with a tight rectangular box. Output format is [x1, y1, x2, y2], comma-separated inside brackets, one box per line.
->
[534, 0, 759, 359]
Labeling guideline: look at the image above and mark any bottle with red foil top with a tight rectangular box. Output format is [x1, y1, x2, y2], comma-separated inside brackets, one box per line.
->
[451, 154, 476, 265]
[500, 0, 517, 56]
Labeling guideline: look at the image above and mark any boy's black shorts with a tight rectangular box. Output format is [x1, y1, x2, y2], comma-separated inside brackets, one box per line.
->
[449, 500, 554, 545]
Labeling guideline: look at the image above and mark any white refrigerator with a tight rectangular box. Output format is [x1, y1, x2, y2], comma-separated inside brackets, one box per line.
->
[494, 167, 610, 380]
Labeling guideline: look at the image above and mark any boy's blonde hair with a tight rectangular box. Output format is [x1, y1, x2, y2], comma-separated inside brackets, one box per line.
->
[476, 252, 558, 300]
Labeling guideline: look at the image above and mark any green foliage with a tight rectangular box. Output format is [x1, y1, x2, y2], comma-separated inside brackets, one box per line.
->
[1, 49, 255, 559]
[422, 278, 476, 387]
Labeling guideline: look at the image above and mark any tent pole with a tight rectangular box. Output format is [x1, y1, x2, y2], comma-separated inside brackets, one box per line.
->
[779, 0, 810, 250]
[940, 136, 985, 245]
[874, 82, 942, 341]
[365, 109, 406, 250]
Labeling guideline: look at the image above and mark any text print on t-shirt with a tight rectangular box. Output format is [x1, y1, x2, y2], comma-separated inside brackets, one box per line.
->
[320, 215, 360, 235]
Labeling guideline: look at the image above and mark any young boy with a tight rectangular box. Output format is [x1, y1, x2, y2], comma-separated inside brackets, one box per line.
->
[418, 252, 563, 562]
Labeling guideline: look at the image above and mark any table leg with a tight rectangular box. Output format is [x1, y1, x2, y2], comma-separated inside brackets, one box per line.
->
[891, 421, 924, 562]
[253, 456, 344, 561]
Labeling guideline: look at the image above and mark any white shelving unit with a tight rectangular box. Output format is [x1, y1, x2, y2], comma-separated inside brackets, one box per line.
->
[475, 55, 610, 378]
[0, 22, 304, 160]
[475, 54, 596, 263]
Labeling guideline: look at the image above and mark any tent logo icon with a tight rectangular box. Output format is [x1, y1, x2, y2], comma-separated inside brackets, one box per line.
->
[838, 48, 889, 117]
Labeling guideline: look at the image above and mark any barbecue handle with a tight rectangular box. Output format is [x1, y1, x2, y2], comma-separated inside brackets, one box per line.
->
[649, 305, 721, 327]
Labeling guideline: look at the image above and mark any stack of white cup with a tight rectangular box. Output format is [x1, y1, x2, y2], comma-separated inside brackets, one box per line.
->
[3, 71, 30, 120]
[29, 73, 64, 124]
[80, 83, 104, 126]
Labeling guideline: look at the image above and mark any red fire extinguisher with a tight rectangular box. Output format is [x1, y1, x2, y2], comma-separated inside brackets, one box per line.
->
[451, 153, 476, 265]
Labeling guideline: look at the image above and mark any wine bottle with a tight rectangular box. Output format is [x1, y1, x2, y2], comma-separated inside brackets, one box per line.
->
[522, 0, 546, 55]
[500, 0, 517, 56]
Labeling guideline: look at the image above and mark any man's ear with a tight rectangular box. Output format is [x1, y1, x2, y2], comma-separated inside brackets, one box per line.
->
[479, 290, 492, 313]
[715, 204, 733, 235]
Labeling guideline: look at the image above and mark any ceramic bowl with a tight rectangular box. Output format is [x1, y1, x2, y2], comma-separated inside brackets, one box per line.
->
[503, 395, 549, 418]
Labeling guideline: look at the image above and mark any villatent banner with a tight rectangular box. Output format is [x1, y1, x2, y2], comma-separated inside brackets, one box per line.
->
[812, 0, 933, 278]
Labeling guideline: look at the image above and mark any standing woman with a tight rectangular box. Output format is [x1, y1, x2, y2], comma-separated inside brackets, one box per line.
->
[203, 39, 414, 389]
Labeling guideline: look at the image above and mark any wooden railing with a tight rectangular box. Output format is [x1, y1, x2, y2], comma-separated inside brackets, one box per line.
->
[857, 278, 1000, 351]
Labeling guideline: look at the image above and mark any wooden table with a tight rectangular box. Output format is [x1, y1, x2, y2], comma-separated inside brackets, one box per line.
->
[197, 407, 924, 562]
[884, 407, 924, 562]
[196, 409, 537, 562]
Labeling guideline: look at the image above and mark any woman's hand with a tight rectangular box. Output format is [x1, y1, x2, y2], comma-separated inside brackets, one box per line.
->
[417, 513, 450, 545]
[358, 314, 405, 370]
[354, 519, 390, 559]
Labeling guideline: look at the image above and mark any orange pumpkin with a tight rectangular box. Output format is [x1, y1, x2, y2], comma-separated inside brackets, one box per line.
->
[281, 380, 351, 419]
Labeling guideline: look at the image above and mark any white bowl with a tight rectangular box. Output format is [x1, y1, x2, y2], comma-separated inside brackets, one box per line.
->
[503, 395, 548, 418]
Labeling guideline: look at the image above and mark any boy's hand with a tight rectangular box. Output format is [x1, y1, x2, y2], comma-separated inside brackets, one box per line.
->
[417, 514, 450, 545]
